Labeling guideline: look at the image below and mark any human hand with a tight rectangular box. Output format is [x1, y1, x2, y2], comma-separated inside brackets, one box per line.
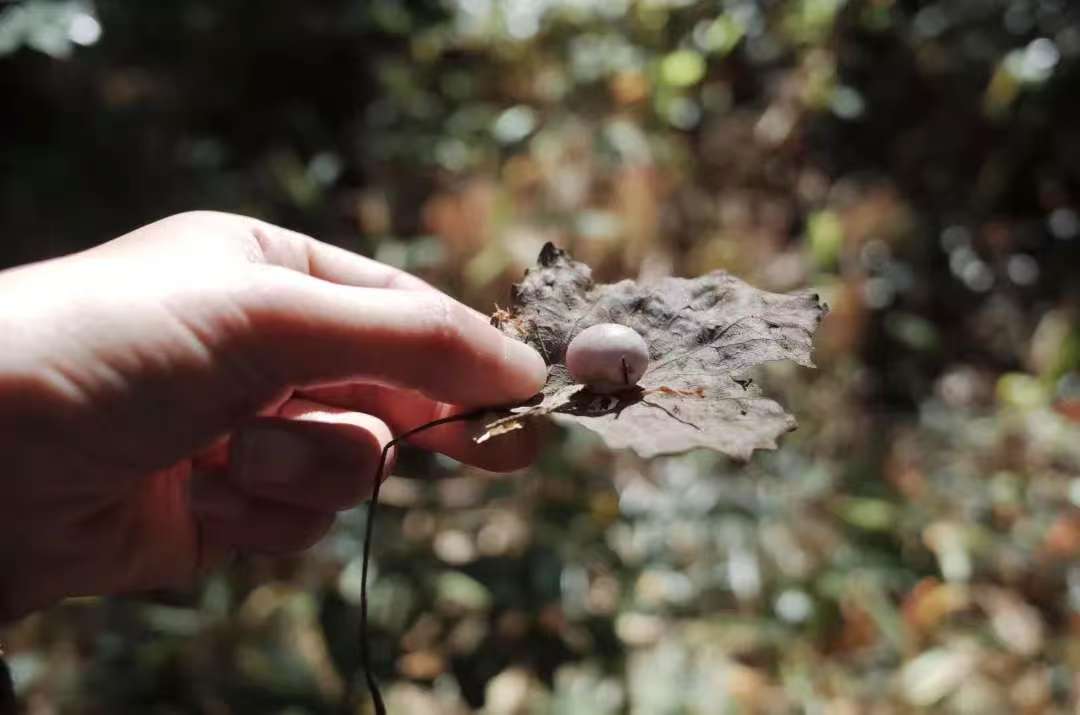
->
[0, 211, 547, 621]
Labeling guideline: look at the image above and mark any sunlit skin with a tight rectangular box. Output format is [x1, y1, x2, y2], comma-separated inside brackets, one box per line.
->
[0, 211, 547, 622]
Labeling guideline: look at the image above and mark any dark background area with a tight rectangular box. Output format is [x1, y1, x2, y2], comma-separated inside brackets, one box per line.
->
[3, 1, 1080, 712]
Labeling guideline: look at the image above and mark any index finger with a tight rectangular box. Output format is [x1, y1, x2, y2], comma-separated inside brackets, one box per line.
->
[240, 267, 548, 407]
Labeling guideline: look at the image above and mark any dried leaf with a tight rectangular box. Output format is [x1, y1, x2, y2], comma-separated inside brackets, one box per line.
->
[480, 244, 827, 459]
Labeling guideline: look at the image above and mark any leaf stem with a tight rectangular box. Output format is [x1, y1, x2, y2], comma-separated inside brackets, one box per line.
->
[342, 405, 519, 715]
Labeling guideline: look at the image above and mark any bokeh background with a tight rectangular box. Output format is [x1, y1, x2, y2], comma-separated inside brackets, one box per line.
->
[3, 0, 1080, 712]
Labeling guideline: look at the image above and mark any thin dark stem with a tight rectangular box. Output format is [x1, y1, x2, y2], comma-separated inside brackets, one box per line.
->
[342, 407, 508, 715]
[358, 446, 387, 714]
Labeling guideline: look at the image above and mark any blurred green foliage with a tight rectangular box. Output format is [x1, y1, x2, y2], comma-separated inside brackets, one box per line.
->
[3, 0, 1080, 712]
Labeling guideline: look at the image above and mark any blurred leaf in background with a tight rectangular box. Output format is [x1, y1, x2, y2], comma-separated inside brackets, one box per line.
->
[2, 0, 1080, 712]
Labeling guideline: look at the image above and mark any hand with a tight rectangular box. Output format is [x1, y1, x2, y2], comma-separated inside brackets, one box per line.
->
[0, 211, 547, 621]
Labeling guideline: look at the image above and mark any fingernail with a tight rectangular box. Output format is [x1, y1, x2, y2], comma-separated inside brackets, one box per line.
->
[235, 426, 318, 487]
[190, 476, 247, 520]
[503, 338, 548, 395]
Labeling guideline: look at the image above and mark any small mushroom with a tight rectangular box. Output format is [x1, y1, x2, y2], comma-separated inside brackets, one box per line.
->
[565, 323, 649, 394]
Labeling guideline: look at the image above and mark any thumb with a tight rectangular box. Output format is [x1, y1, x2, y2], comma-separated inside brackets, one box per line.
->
[189, 400, 395, 556]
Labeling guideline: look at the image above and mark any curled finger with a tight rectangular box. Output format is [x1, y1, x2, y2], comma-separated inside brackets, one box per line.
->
[226, 399, 395, 511]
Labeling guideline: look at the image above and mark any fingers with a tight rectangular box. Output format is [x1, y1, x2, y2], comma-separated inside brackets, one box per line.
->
[230, 399, 395, 511]
[240, 268, 548, 406]
[189, 398, 396, 553]
[96, 210, 547, 406]
[245, 219, 438, 293]
[204, 212, 548, 405]
[300, 383, 541, 472]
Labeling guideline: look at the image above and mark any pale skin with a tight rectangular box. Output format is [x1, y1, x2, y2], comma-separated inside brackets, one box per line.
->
[0, 211, 548, 622]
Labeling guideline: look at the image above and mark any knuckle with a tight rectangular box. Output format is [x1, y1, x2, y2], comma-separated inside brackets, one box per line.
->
[163, 210, 217, 226]
[384, 269, 419, 291]
[160, 210, 264, 259]
[163, 210, 237, 238]
[173, 209, 222, 222]
[421, 295, 468, 355]
[248, 222, 311, 271]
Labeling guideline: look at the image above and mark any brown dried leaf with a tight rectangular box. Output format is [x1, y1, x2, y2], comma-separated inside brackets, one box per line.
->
[482, 243, 827, 459]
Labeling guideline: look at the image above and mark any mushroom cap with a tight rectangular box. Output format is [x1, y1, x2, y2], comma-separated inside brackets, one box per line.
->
[566, 323, 650, 393]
